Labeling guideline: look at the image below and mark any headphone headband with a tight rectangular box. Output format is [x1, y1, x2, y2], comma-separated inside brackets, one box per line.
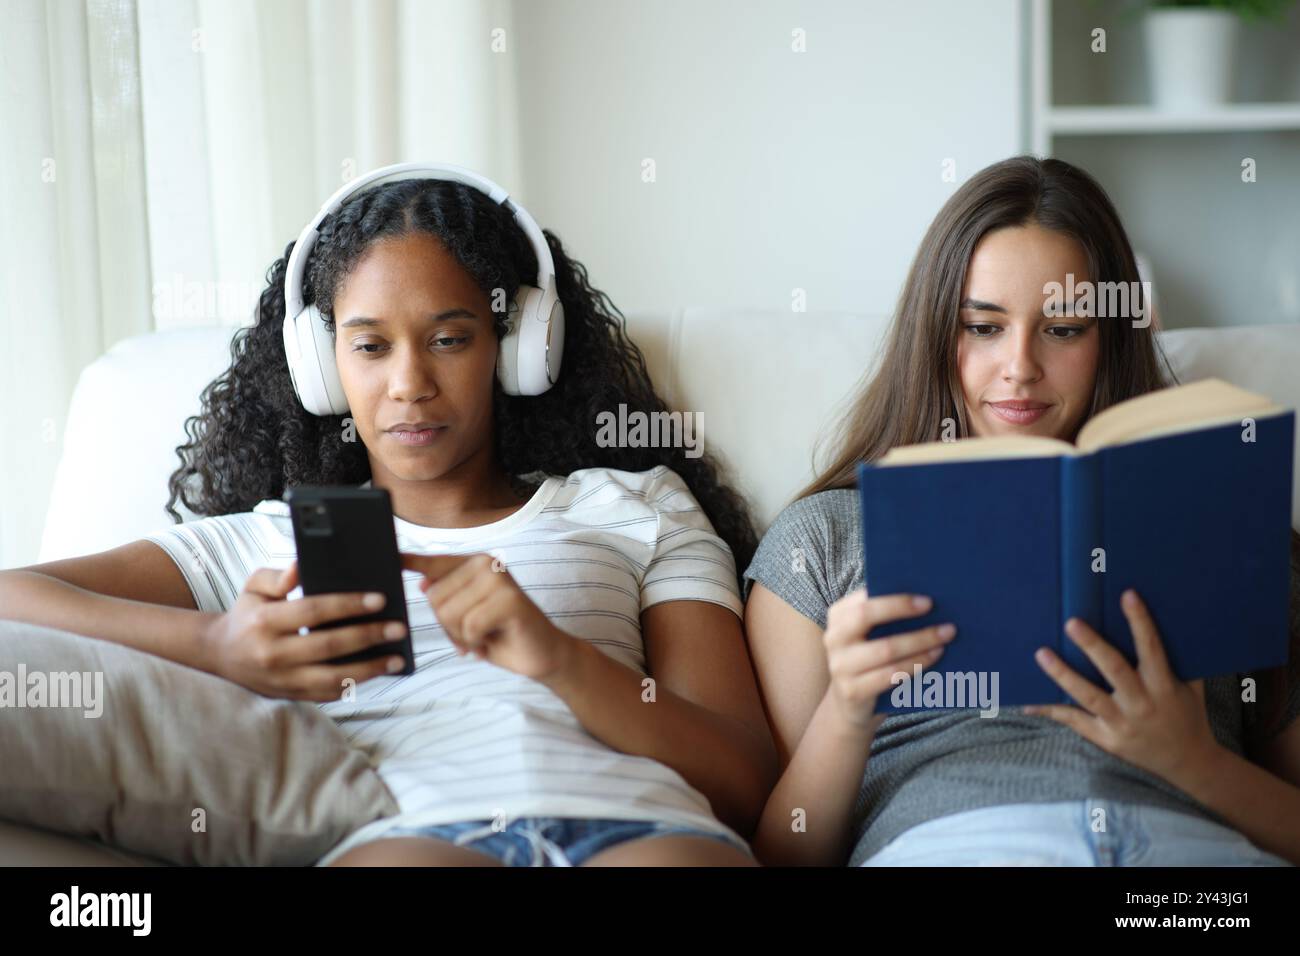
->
[284, 162, 555, 318]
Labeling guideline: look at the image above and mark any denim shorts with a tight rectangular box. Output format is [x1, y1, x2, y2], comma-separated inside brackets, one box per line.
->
[380, 816, 753, 867]
[861, 799, 1293, 867]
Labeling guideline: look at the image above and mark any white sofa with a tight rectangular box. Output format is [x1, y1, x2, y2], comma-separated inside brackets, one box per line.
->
[6, 312, 1300, 864]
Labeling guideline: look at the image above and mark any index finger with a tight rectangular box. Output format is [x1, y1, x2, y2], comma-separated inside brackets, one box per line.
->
[1120, 589, 1174, 692]
[825, 592, 933, 651]
[244, 562, 298, 599]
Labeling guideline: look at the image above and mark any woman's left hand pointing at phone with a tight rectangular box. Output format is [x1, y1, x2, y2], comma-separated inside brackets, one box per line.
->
[400, 552, 576, 681]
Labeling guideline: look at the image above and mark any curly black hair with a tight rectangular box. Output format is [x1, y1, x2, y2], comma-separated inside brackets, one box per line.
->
[164, 178, 758, 579]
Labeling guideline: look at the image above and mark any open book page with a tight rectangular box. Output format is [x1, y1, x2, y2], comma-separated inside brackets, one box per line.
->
[1075, 377, 1280, 451]
[877, 378, 1282, 467]
[879, 434, 1071, 465]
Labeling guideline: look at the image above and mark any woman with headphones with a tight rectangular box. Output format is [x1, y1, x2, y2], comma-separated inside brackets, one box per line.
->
[13, 163, 778, 866]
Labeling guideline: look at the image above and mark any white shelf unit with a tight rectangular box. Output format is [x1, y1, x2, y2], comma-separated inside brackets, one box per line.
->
[1046, 103, 1300, 137]
[1026, 0, 1300, 331]
[1030, 0, 1300, 151]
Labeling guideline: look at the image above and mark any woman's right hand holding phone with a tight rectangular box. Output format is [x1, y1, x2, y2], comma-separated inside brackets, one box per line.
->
[823, 589, 956, 735]
[200, 561, 407, 701]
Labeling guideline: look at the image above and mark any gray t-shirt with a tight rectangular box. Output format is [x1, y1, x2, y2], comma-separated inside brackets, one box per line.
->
[743, 488, 1300, 866]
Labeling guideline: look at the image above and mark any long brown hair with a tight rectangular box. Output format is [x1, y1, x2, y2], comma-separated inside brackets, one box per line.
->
[801, 154, 1298, 742]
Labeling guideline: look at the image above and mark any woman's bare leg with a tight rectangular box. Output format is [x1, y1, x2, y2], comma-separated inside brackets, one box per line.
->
[580, 835, 757, 867]
[327, 836, 504, 867]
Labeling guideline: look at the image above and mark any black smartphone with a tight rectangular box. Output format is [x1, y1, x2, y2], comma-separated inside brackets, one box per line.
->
[285, 485, 415, 676]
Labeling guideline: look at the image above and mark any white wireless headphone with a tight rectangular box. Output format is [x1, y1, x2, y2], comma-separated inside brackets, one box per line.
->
[282, 161, 565, 415]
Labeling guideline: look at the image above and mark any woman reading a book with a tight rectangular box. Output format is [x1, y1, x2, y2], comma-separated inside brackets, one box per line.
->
[743, 155, 1300, 866]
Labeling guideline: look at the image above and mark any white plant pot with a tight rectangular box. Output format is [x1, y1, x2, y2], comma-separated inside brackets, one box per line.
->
[1144, 8, 1240, 109]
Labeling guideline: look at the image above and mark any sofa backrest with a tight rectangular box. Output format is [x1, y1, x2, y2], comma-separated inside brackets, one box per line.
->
[37, 314, 1300, 563]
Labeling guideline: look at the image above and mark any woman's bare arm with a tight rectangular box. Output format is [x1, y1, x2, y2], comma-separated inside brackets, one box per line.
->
[0, 540, 219, 671]
[745, 583, 874, 866]
[540, 599, 780, 837]
[1173, 717, 1300, 865]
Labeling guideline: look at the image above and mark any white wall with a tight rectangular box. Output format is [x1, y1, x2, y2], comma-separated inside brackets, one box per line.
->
[511, 0, 1024, 318]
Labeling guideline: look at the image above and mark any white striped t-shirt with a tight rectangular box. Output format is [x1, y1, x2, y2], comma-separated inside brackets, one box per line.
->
[143, 465, 746, 863]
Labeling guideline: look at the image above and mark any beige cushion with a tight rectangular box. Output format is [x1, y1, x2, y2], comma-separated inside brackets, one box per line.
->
[0, 817, 166, 866]
[0, 619, 399, 866]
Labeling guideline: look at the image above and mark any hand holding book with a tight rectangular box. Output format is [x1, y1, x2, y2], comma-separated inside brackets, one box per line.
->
[1024, 586, 1221, 784]
[822, 589, 957, 734]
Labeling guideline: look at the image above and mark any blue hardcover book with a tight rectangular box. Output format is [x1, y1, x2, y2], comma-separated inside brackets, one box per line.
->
[856, 378, 1295, 715]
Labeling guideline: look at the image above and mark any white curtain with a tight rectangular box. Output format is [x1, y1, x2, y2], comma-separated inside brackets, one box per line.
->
[0, 0, 521, 569]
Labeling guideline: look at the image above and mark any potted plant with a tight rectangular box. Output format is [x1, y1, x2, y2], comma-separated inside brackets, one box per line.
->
[1131, 0, 1296, 108]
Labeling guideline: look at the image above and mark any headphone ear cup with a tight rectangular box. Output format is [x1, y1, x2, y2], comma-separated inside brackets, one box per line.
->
[504, 285, 562, 396]
[313, 307, 349, 415]
[496, 299, 523, 395]
[289, 305, 350, 416]
[543, 296, 565, 387]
